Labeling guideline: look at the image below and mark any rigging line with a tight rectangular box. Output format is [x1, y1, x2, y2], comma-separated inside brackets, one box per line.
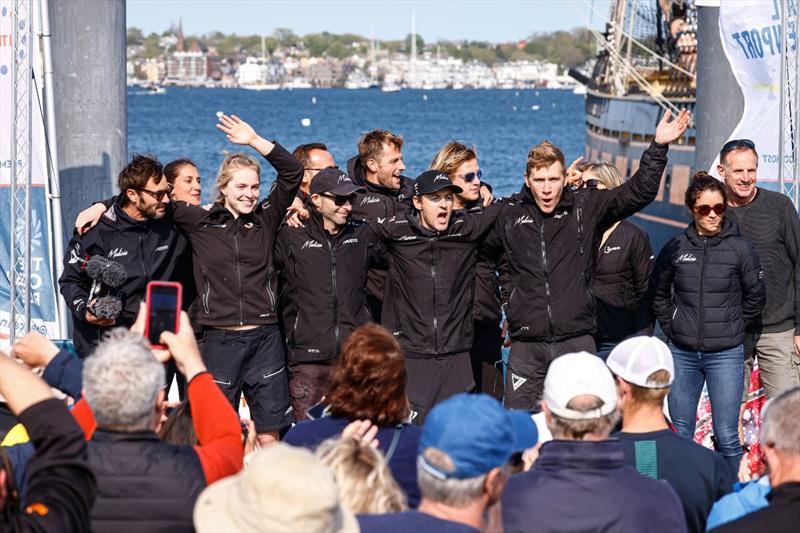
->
[575, 0, 696, 79]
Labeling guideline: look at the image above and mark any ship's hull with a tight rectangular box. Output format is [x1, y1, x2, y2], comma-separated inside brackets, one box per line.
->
[584, 89, 696, 251]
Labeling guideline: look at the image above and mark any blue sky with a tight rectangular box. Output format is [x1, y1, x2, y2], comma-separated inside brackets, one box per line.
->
[127, 0, 611, 42]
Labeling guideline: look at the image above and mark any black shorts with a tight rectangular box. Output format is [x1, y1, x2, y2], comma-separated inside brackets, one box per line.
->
[405, 353, 475, 426]
[505, 335, 595, 412]
[200, 324, 294, 432]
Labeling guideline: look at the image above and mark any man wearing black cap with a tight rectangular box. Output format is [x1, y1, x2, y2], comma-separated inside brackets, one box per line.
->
[367, 170, 501, 424]
[275, 168, 383, 420]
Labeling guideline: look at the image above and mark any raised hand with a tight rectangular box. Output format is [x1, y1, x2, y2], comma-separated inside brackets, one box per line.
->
[654, 108, 691, 145]
[11, 332, 60, 369]
[216, 114, 257, 146]
[565, 156, 584, 188]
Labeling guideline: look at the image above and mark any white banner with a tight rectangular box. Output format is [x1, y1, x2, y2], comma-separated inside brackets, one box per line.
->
[714, 0, 784, 187]
[0, 0, 63, 343]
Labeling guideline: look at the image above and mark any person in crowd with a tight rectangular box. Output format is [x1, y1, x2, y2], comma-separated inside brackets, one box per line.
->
[164, 158, 202, 205]
[370, 170, 501, 424]
[284, 323, 422, 507]
[710, 387, 800, 532]
[11, 332, 82, 401]
[75, 114, 303, 445]
[718, 139, 800, 398]
[275, 167, 382, 421]
[292, 142, 336, 200]
[193, 443, 358, 533]
[0, 351, 96, 532]
[579, 161, 654, 358]
[316, 434, 408, 514]
[430, 141, 503, 397]
[60, 154, 187, 357]
[484, 109, 689, 411]
[651, 172, 765, 476]
[358, 393, 537, 533]
[502, 351, 686, 532]
[607, 335, 733, 533]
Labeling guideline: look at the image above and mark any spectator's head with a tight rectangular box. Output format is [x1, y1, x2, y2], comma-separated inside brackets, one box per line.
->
[543, 352, 620, 440]
[525, 140, 566, 214]
[118, 154, 170, 219]
[194, 443, 357, 532]
[164, 158, 202, 206]
[83, 329, 166, 432]
[293, 142, 335, 194]
[157, 402, 198, 446]
[309, 167, 363, 231]
[606, 336, 674, 419]
[579, 161, 624, 190]
[215, 152, 261, 217]
[717, 139, 758, 205]
[430, 142, 481, 206]
[325, 324, 408, 426]
[358, 129, 405, 191]
[685, 171, 727, 237]
[760, 387, 800, 486]
[417, 394, 537, 516]
[315, 436, 407, 514]
[412, 170, 461, 232]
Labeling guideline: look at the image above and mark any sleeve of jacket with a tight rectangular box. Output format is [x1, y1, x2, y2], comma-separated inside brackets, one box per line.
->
[255, 142, 304, 234]
[781, 199, 800, 334]
[16, 398, 96, 533]
[189, 372, 244, 484]
[41, 350, 83, 401]
[650, 243, 676, 338]
[738, 240, 766, 326]
[274, 226, 289, 272]
[169, 201, 208, 233]
[462, 201, 503, 241]
[631, 228, 656, 334]
[58, 234, 93, 321]
[595, 141, 669, 224]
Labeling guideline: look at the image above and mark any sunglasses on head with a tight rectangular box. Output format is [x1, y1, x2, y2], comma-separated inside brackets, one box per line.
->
[322, 193, 355, 206]
[139, 184, 172, 201]
[461, 169, 482, 182]
[694, 203, 726, 217]
[720, 139, 755, 156]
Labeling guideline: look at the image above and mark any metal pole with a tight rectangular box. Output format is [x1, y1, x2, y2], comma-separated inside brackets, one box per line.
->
[780, 0, 787, 194]
[38, 0, 68, 336]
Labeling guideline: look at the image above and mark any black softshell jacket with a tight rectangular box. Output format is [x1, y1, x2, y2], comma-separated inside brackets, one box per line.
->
[371, 205, 501, 357]
[485, 141, 669, 342]
[275, 209, 382, 362]
[651, 217, 765, 351]
[169, 142, 303, 327]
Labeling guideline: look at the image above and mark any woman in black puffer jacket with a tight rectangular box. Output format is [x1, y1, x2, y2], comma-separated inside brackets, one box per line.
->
[651, 172, 765, 477]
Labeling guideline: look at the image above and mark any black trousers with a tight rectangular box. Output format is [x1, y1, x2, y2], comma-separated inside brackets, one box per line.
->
[405, 353, 475, 426]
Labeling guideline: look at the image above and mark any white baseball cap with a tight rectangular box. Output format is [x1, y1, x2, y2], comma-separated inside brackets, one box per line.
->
[606, 336, 674, 389]
[543, 351, 618, 420]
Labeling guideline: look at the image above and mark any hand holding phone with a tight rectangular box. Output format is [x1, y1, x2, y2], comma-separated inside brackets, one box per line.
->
[144, 282, 182, 349]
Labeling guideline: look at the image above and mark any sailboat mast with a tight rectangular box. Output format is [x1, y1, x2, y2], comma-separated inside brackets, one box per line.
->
[410, 11, 417, 88]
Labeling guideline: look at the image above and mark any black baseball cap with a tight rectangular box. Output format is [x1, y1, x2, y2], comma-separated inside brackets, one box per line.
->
[413, 170, 463, 196]
[310, 167, 364, 196]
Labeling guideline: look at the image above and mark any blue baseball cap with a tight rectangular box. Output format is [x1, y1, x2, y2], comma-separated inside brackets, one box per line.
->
[419, 394, 539, 479]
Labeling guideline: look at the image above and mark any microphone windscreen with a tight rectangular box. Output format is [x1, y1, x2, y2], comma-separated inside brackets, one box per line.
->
[102, 261, 128, 288]
[90, 296, 123, 319]
[85, 255, 111, 280]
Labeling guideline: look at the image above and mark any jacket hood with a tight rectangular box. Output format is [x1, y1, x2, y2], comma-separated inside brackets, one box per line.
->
[685, 215, 740, 246]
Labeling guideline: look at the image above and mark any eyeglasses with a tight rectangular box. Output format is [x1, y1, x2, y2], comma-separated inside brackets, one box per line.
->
[461, 169, 483, 183]
[322, 193, 355, 206]
[694, 203, 726, 217]
[720, 139, 755, 157]
[139, 185, 172, 201]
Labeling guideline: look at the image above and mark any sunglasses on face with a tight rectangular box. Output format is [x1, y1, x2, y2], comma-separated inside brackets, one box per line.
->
[720, 139, 755, 157]
[461, 169, 483, 183]
[139, 185, 173, 201]
[694, 203, 726, 217]
[322, 193, 355, 206]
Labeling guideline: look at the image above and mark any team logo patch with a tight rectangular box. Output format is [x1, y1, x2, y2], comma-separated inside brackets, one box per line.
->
[408, 410, 419, 423]
[676, 253, 697, 263]
[511, 373, 527, 391]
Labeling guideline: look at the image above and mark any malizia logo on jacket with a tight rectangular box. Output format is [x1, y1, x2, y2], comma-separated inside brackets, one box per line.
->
[302, 240, 323, 250]
[514, 215, 534, 226]
[676, 253, 697, 263]
[360, 196, 380, 206]
[603, 245, 621, 254]
[108, 248, 128, 258]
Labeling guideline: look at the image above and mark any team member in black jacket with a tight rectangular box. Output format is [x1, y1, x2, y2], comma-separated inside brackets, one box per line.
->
[579, 161, 654, 358]
[485, 109, 690, 411]
[275, 168, 381, 420]
[370, 170, 501, 424]
[60, 155, 186, 357]
[430, 141, 503, 397]
[652, 173, 765, 476]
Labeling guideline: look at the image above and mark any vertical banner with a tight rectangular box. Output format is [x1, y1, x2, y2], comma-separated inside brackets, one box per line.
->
[0, 0, 63, 344]
[713, 0, 783, 187]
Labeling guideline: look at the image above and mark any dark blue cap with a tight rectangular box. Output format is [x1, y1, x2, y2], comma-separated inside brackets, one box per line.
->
[413, 169, 463, 196]
[310, 167, 364, 196]
[419, 394, 538, 479]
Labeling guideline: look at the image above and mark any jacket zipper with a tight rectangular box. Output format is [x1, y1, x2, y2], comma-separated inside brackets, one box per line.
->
[266, 267, 276, 312]
[540, 223, 555, 337]
[202, 270, 210, 314]
[139, 232, 149, 279]
[233, 232, 244, 325]
[328, 237, 340, 348]
[431, 237, 439, 353]
[698, 237, 708, 350]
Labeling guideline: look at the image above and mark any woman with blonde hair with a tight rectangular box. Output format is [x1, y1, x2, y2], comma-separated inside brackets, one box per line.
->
[579, 161, 654, 359]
